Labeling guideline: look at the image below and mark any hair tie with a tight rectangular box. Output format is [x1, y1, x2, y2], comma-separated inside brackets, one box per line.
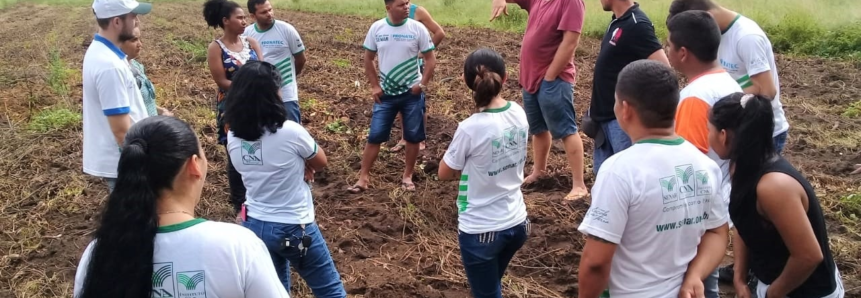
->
[740, 94, 755, 108]
[130, 139, 148, 152]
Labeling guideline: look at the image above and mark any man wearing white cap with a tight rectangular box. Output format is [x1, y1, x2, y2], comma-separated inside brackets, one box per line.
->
[83, 0, 152, 192]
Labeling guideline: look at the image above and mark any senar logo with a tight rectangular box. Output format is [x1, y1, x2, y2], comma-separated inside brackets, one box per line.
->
[176, 271, 206, 297]
[177, 272, 205, 290]
[659, 175, 679, 204]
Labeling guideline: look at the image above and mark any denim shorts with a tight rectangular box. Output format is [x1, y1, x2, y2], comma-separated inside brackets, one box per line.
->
[592, 119, 632, 174]
[368, 91, 426, 144]
[522, 79, 579, 139]
[284, 101, 302, 124]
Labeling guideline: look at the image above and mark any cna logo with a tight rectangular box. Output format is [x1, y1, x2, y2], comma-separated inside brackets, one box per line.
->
[609, 28, 622, 46]
[675, 164, 696, 198]
[152, 263, 175, 297]
[176, 271, 206, 297]
[241, 141, 263, 165]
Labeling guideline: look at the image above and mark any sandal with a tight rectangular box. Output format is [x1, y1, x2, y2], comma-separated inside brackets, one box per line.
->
[401, 181, 416, 192]
[389, 140, 407, 152]
[347, 184, 368, 194]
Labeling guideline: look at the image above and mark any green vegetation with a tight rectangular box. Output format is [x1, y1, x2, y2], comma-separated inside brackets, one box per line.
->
[332, 58, 351, 68]
[47, 49, 70, 97]
[28, 107, 82, 132]
[277, 0, 861, 58]
[843, 100, 861, 118]
[325, 118, 349, 134]
[169, 34, 209, 63]
[837, 194, 861, 220]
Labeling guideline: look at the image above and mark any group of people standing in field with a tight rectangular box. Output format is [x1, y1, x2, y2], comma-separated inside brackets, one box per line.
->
[73, 0, 846, 297]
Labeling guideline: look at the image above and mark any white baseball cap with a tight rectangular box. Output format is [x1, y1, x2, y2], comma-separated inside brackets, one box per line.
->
[92, 0, 152, 19]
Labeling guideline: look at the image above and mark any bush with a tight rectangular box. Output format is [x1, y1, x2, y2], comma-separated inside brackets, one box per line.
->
[28, 107, 81, 132]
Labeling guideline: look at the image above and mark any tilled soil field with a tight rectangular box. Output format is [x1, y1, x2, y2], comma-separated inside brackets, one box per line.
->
[0, 1, 859, 297]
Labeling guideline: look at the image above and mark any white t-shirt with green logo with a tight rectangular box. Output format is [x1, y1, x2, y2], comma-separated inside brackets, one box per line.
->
[719, 15, 789, 137]
[363, 18, 434, 96]
[227, 121, 318, 225]
[578, 138, 728, 298]
[244, 20, 305, 102]
[442, 102, 529, 234]
[74, 219, 289, 298]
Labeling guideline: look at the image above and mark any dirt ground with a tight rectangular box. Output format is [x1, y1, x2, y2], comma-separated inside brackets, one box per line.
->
[0, 1, 859, 297]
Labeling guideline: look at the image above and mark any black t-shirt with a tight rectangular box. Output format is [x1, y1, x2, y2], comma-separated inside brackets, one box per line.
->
[590, 4, 663, 122]
[731, 157, 838, 297]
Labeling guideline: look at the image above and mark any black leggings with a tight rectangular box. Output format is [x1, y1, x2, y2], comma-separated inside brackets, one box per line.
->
[225, 148, 246, 213]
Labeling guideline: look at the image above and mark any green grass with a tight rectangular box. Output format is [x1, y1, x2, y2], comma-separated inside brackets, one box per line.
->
[28, 107, 82, 132]
[332, 58, 351, 68]
[168, 34, 209, 63]
[837, 194, 861, 220]
[843, 100, 861, 118]
[277, 0, 861, 58]
[47, 49, 70, 98]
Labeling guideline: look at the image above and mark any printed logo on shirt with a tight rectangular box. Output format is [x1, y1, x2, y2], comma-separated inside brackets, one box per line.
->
[260, 40, 286, 49]
[491, 126, 528, 163]
[609, 28, 622, 46]
[659, 175, 679, 204]
[675, 164, 696, 198]
[695, 170, 711, 196]
[588, 207, 610, 224]
[176, 271, 206, 297]
[392, 33, 416, 41]
[375, 34, 390, 42]
[241, 140, 263, 165]
[719, 59, 739, 72]
[152, 262, 176, 297]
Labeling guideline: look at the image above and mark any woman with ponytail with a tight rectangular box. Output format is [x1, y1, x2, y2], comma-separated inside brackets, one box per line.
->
[439, 48, 530, 298]
[203, 0, 262, 214]
[709, 93, 844, 298]
[73, 116, 288, 298]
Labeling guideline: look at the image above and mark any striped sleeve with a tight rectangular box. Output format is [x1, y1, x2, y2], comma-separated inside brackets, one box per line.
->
[675, 97, 711, 154]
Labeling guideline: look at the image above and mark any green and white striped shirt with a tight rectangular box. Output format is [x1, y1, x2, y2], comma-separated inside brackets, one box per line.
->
[363, 18, 434, 96]
[244, 20, 305, 102]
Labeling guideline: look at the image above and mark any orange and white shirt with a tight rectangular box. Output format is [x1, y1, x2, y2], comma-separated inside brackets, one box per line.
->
[676, 69, 741, 206]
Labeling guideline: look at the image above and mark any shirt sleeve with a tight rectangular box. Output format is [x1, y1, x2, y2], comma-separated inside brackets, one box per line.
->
[625, 21, 663, 59]
[417, 23, 435, 53]
[362, 24, 377, 52]
[73, 241, 97, 297]
[558, 0, 585, 33]
[243, 237, 291, 297]
[96, 67, 132, 116]
[736, 34, 773, 80]
[577, 171, 631, 244]
[704, 168, 729, 230]
[284, 24, 305, 55]
[286, 123, 318, 160]
[675, 97, 711, 154]
[442, 125, 471, 171]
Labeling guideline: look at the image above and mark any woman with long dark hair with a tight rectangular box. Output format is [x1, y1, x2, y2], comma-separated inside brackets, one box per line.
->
[73, 116, 288, 298]
[438, 48, 530, 298]
[224, 61, 346, 297]
[203, 0, 262, 214]
[709, 93, 844, 298]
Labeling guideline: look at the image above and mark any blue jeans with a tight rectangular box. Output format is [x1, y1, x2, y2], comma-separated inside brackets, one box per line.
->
[242, 218, 346, 298]
[284, 101, 302, 124]
[705, 269, 720, 298]
[368, 91, 426, 144]
[522, 79, 578, 139]
[592, 119, 632, 175]
[105, 178, 116, 193]
[459, 220, 530, 298]
[773, 131, 788, 155]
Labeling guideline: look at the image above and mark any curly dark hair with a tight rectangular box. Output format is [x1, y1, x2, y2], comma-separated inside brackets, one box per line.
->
[203, 0, 241, 29]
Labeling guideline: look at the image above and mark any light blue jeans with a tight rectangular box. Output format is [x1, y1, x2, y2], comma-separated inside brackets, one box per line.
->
[242, 217, 346, 297]
[592, 119, 632, 175]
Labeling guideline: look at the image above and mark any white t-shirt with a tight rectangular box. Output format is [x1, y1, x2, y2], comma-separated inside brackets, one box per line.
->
[443, 102, 529, 234]
[363, 18, 434, 96]
[719, 15, 789, 137]
[227, 121, 318, 224]
[578, 138, 728, 298]
[82, 34, 149, 178]
[243, 21, 305, 102]
[74, 219, 289, 298]
[676, 70, 743, 208]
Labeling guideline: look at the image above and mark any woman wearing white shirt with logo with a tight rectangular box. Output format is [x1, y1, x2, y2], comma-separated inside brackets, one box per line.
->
[223, 61, 346, 297]
[74, 116, 288, 298]
[439, 48, 530, 298]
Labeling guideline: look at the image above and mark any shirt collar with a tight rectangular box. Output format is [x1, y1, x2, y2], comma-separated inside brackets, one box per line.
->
[93, 33, 127, 59]
[612, 2, 640, 21]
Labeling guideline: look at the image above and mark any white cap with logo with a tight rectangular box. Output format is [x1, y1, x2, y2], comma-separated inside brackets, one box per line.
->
[92, 0, 152, 19]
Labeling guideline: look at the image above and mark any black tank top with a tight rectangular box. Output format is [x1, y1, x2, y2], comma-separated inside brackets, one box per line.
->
[730, 157, 837, 297]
